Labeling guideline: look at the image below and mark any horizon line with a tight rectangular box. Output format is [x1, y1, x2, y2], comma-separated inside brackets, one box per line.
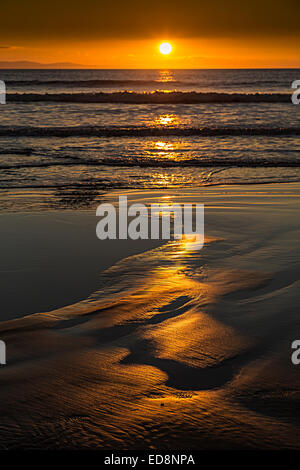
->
[0, 66, 300, 70]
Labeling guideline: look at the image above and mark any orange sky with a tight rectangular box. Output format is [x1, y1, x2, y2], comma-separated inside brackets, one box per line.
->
[1, 0, 299, 68]
[0, 37, 299, 68]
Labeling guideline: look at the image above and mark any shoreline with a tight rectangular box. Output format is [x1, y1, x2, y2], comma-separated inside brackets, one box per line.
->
[1, 181, 300, 448]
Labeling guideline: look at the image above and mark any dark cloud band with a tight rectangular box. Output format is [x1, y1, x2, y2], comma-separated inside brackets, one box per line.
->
[1, 0, 299, 40]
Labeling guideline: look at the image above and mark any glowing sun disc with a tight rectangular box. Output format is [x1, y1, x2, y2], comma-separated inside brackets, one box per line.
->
[159, 42, 172, 55]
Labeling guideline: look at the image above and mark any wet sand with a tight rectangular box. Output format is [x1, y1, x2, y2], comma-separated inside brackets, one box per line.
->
[0, 212, 164, 320]
[1, 183, 300, 449]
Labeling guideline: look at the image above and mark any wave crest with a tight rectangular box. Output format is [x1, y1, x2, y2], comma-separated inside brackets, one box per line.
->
[7, 90, 291, 104]
[0, 125, 298, 137]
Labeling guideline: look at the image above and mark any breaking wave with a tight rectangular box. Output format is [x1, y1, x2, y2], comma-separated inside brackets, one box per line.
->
[2, 159, 300, 170]
[0, 125, 299, 137]
[6, 90, 291, 104]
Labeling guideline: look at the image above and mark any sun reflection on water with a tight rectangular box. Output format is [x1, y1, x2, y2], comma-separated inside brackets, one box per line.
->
[158, 70, 174, 83]
[155, 141, 175, 151]
[147, 140, 185, 163]
[154, 114, 178, 126]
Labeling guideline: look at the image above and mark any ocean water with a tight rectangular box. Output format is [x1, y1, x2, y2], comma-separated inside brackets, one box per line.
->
[0, 68, 300, 210]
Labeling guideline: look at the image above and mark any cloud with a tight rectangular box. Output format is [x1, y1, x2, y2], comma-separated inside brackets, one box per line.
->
[0, 0, 299, 41]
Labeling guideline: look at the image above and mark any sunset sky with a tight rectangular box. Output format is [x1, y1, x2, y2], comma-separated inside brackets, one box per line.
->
[1, 0, 299, 68]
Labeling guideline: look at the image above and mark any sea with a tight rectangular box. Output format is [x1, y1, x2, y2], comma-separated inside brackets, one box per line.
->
[0, 68, 299, 211]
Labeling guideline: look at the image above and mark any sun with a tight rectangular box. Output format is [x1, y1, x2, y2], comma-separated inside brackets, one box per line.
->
[159, 42, 172, 55]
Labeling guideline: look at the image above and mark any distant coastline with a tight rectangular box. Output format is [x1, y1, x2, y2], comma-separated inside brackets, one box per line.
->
[0, 61, 94, 69]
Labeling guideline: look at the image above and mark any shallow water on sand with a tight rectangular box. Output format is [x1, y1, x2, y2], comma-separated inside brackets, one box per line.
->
[1, 186, 300, 449]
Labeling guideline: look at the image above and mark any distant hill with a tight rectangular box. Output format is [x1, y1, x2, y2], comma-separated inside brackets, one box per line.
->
[0, 61, 93, 69]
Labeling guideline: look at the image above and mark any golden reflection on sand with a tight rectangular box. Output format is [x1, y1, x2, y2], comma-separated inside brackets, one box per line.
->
[0, 221, 296, 449]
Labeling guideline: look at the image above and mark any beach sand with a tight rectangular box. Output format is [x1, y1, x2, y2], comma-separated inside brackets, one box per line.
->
[1, 183, 300, 449]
